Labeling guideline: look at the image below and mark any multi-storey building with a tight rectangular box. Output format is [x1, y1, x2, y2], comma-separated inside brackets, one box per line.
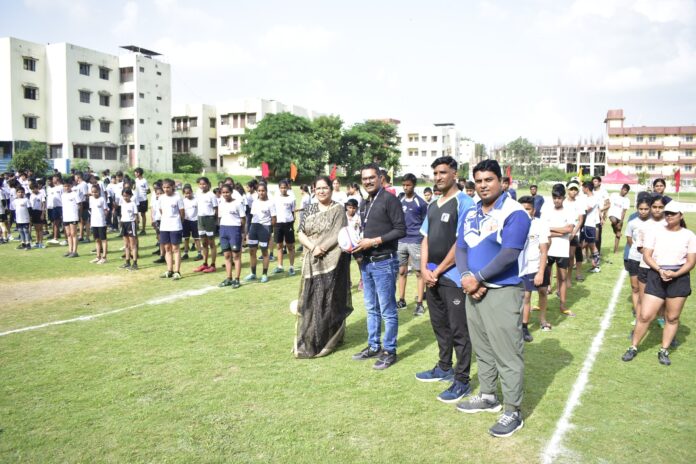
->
[0, 37, 172, 173]
[537, 143, 607, 176]
[398, 123, 464, 179]
[172, 99, 321, 176]
[605, 109, 696, 185]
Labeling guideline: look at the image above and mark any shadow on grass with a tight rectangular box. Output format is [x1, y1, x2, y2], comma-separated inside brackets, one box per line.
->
[638, 322, 691, 353]
[524, 337, 574, 418]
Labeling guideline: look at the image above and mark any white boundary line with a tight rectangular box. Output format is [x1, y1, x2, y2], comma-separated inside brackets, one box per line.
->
[541, 270, 627, 463]
[0, 286, 218, 337]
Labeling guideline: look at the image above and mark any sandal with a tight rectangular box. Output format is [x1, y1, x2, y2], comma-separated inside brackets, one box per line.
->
[560, 309, 576, 317]
[531, 305, 540, 311]
[540, 322, 552, 331]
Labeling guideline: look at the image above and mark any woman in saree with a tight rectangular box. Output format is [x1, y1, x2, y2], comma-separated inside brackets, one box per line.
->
[293, 176, 353, 358]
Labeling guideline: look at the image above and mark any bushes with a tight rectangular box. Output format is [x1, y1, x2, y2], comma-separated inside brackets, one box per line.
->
[173, 153, 204, 174]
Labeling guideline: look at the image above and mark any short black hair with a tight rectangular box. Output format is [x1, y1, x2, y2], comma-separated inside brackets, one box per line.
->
[402, 173, 417, 184]
[345, 198, 359, 208]
[530, 184, 538, 189]
[622, 183, 631, 191]
[551, 183, 566, 197]
[465, 181, 475, 190]
[431, 156, 457, 171]
[473, 160, 502, 179]
[361, 163, 381, 175]
[423, 187, 432, 194]
[592, 176, 602, 183]
[518, 195, 534, 206]
[134, 167, 144, 175]
[653, 178, 666, 187]
[582, 181, 594, 190]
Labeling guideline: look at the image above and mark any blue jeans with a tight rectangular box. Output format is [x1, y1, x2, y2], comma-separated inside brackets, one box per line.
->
[360, 256, 399, 354]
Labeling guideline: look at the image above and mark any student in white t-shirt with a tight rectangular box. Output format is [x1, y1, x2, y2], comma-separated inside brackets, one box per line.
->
[158, 179, 185, 279]
[12, 186, 31, 249]
[47, 175, 64, 244]
[89, 184, 110, 264]
[0, 178, 8, 243]
[581, 181, 601, 272]
[608, 183, 631, 253]
[134, 168, 151, 235]
[119, 188, 140, 270]
[61, 179, 81, 257]
[542, 184, 578, 317]
[623, 201, 696, 366]
[519, 195, 551, 342]
[244, 182, 276, 283]
[181, 185, 202, 261]
[217, 184, 246, 288]
[271, 179, 297, 276]
[150, 182, 166, 262]
[28, 183, 46, 249]
[564, 182, 586, 285]
[194, 177, 219, 273]
[74, 172, 90, 243]
[624, 196, 651, 325]
[331, 178, 348, 206]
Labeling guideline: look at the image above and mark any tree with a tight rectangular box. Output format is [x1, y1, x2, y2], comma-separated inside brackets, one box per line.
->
[505, 137, 539, 177]
[173, 152, 204, 173]
[72, 160, 90, 173]
[311, 115, 343, 176]
[10, 140, 48, 174]
[241, 112, 316, 178]
[337, 120, 401, 176]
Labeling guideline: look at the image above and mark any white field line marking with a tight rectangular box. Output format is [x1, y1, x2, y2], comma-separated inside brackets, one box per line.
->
[0, 286, 218, 337]
[541, 270, 627, 464]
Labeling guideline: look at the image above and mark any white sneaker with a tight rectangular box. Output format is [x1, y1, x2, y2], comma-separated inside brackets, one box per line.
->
[119, 246, 126, 251]
[90, 257, 100, 263]
[59, 240, 68, 246]
[47, 238, 59, 245]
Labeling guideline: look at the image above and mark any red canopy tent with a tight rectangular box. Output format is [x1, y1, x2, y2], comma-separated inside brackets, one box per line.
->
[602, 169, 637, 184]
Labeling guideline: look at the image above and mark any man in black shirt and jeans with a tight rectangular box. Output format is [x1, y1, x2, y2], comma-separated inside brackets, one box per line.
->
[351, 163, 406, 370]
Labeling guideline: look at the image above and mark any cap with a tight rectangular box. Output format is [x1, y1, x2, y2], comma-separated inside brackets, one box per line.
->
[567, 182, 580, 190]
[664, 201, 683, 214]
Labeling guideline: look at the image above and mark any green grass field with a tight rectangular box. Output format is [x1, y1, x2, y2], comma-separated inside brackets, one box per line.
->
[1, 215, 695, 463]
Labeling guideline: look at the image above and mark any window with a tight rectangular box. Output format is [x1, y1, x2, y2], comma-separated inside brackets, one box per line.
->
[210, 158, 217, 168]
[79, 62, 91, 76]
[421, 136, 427, 142]
[408, 148, 417, 156]
[139, 66, 145, 72]
[139, 92, 145, 99]
[647, 164, 655, 171]
[635, 149, 642, 157]
[431, 150, 437, 156]
[23, 57, 36, 71]
[158, 146, 163, 150]
[23, 86, 38, 100]
[79, 90, 91, 103]
[220, 156, 224, 167]
[221, 114, 229, 125]
[121, 119, 134, 134]
[247, 113, 256, 125]
[232, 136, 239, 150]
[119, 67, 133, 83]
[80, 118, 92, 131]
[190, 117, 198, 127]
[74, 145, 87, 158]
[635, 164, 643, 171]
[686, 135, 694, 142]
[99, 94, 110, 106]
[100, 121, 110, 133]
[648, 150, 657, 157]
[156, 71, 162, 76]
[421, 150, 426, 157]
[648, 135, 656, 142]
[210, 117, 216, 128]
[157, 121, 162, 125]
[24, 116, 37, 129]
[408, 134, 418, 142]
[190, 138, 198, 148]
[139, 118, 144, 124]
[432, 136, 438, 142]
[89, 146, 103, 160]
[104, 147, 117, 160]
[156, 96, 162, 100]
[120, 93, 134, 107]
[49, 145, 62, 159]
[99, 67, 110, 80]
[210, 138, 216, 148]
[635, 135, 643, 142]
[685, 165, 693, 172]
[221, 136, 229, 146]
[686, 150, 693, 157]
[140, 144, 145, 149]
[232, 114, 239, 128]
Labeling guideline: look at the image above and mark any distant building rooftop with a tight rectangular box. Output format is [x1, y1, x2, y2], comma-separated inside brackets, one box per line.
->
[120, 45, 161, 56]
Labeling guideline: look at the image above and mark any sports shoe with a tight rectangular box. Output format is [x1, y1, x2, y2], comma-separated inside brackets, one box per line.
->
[414, 303, 425, 317]
[129, 263, 139, 271]
[17, 244, 26, 250]
[152, 249, 161, 255]
[243, 273, 257, 282]
[139, 230, 146, 236]
[219, 279, 233, 287]
[272, 267, 284, 275]
[540, 322, 552, 332]
[119, 246, 126, 251]
[622, 346, 638, 362]
[90, 257, 100, 263]
[47, 238, 59, 245]
[59, 240, 68, 246]
[589, 266, 601, 273]
[658, 349, 671, 366]
[120, 262, 132, 270]
[352, 346, 381, 361]
[67, 252, 79, 258]
[63, 251, 71, 257]
[181, 252, 189, 260]
[523, 327, 534, 343]
[259, 275, 268, 283]
[160, 270, 173, 278]
[631, 318, 636, 326]
[97, 258, 107, 264]
[194, 253, 203, 261]
[193, 264, 209, 272]
[415, 365, 454, 382]
[489, 411, 524, 438]
[268, 255, 276, 262]
[202, 265, 217, 273]
[288, 267, 296, 276]
[396, 298, 407, 310]
[437, 380, 472, 403]
[153, 257, 166, 264]
[657, 317, 666, 329]
[456, 394, 503, 414]
[373, 351, 397, 370]
[172, 272, 182, 280]
[231, 279, 241, 289]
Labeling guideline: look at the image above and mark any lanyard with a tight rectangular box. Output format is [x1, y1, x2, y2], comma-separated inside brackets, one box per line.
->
[361, 188, 382, 230]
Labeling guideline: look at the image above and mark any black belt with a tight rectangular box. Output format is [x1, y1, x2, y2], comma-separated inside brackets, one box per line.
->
[365, 252, 396, 263]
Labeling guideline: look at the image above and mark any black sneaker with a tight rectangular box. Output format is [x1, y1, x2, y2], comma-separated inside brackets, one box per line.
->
[181, 253, 189, 260]
[373, 351, 397, 370]
[152, 249, 161, 255]
[153, 257, 166, 264]
[231, 279, 241, 289]
[622, 346, 638, 362]
[489, 411, 524, 438]
[523, 327, 533, 343]
[396, 298, 407, 310]
[658, 349, 671, 366]
[414, 303, 425, 317]
[351, 346, 381, 361]
[128, 263, 139, 271]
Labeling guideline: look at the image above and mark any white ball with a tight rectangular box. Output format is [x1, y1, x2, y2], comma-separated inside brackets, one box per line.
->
[338, 226, 360, 252]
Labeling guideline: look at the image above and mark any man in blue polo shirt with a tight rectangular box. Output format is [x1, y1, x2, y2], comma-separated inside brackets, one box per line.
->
[454, 159, 531, 438]
[397, 173, 428, 316]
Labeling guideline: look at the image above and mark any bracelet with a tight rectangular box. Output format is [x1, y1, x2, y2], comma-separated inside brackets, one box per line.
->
[460, 271, 473, 279]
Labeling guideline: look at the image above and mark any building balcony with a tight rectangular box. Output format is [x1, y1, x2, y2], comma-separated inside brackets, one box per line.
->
[680, 142, 696, 149]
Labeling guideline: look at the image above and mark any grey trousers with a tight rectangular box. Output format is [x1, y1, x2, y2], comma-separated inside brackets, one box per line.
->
[466, 284, 524, 411]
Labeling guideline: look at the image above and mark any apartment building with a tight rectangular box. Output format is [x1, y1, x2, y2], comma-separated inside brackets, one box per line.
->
[172, 99, 321, 176]
[537, 143, 607, 176]
[398, 123, 463, 179]
[0, 37, 172, 173]
[605, 109, 696, 185]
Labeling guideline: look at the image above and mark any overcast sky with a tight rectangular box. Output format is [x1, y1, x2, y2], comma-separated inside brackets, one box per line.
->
[3, 0, 696, 147]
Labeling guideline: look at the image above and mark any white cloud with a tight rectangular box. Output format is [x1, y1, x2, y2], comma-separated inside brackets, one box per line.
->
[260, 25, 337, 53]
[112, 1, 139, 36]
[632, 0, 696, 24]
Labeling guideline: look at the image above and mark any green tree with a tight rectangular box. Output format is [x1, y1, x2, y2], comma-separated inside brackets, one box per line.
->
[241, 112, 316, 178]
[637, 171, 649, 186]
[72, 160, 90, 173]
[311, 115, 343, 176]
[505, 137, 539, 177]
[337, 120, 400, 176]
[173, 152, 205, 173]
[9, 140, 48, 173]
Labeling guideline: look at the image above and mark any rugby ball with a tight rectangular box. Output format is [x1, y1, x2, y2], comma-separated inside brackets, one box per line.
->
[289, 299, 298, 315]
[338, 226, 361, 252]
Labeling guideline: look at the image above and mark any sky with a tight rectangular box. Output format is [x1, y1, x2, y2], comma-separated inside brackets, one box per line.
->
[2, 0, 696, 148]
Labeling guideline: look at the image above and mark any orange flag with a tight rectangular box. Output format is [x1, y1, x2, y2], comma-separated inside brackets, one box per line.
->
[290, 162, 298, 181]
[329, 164, 337, 180]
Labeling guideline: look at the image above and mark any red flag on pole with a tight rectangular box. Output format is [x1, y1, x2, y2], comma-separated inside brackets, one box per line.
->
[261, 162, 269, 179]
[290, 163, 298, 181]
[329, 164, 337, 180]
[675, 168, 681, 193]
[506, 165, 512, 183]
